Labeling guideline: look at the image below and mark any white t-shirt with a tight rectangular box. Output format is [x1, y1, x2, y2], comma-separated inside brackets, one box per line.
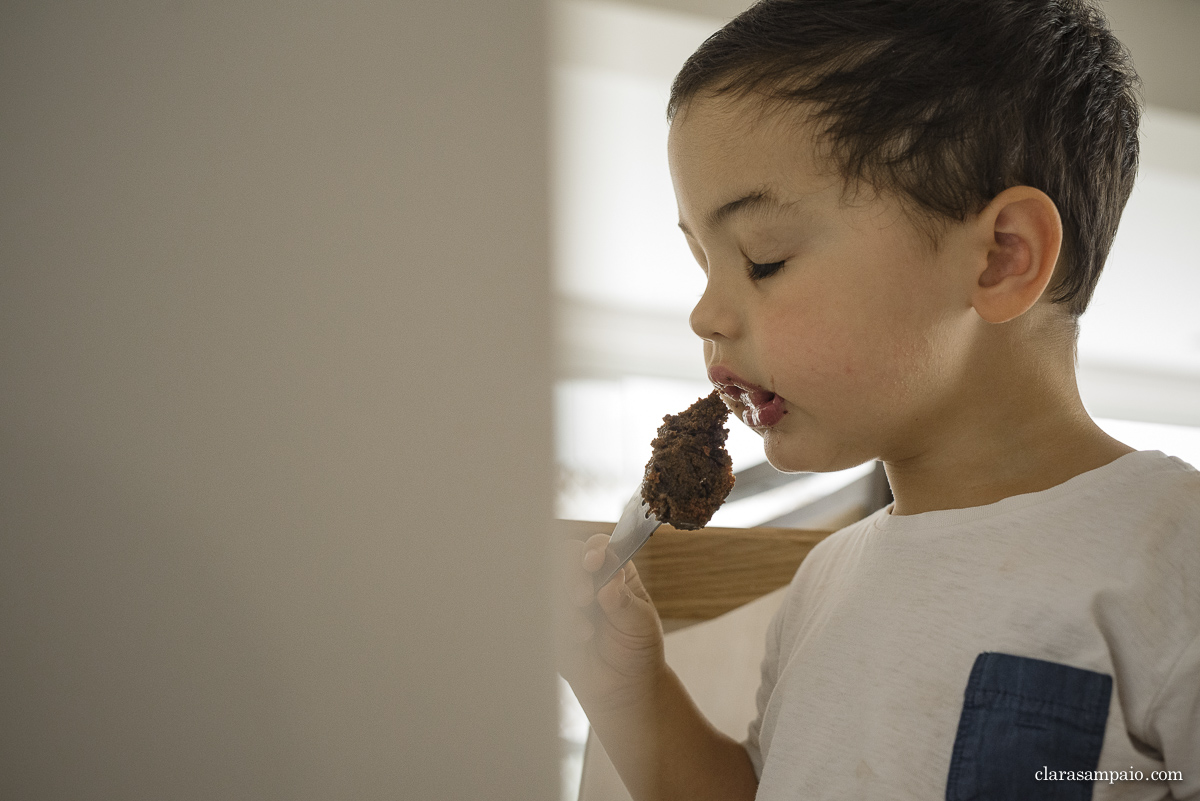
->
[744, 450, 1200, 800]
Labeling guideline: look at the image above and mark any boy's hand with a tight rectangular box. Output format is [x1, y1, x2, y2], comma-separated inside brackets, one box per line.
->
[556, 532, 666, 712]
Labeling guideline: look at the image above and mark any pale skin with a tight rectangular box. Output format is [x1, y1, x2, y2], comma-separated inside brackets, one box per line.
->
[556, 91, 1133, 801]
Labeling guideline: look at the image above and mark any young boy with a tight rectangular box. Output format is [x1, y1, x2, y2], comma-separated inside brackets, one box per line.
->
[558, 0, 1199, 798]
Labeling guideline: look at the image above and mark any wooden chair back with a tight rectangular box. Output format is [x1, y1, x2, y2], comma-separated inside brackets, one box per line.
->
[559, 520, 833, 628]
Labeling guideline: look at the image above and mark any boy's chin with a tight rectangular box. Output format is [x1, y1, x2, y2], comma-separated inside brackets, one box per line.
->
[763, 433, 871, 475]
[761, 433, 812, 474]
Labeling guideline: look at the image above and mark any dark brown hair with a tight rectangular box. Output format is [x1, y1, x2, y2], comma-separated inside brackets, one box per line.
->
[668, 0, 1141, 316]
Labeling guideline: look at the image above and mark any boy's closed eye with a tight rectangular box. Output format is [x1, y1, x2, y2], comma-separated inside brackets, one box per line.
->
[747, 260, 786, 281]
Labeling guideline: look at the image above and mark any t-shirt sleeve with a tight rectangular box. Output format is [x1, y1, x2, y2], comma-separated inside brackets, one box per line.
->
[1145, 630, 1200, 800]
[742, 592, 786, 780]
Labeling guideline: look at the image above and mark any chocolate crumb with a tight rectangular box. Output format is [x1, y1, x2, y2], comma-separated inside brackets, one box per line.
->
[640, 390, 735, 530]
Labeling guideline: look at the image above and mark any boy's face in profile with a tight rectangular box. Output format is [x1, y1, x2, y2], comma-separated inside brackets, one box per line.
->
[668, 94, 984, 473]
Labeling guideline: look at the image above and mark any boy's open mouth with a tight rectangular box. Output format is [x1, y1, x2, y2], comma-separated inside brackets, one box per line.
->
[708, 367, 788, 428]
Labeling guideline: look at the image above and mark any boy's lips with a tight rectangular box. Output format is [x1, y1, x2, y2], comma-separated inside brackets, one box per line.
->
[708, 366, 788, 428]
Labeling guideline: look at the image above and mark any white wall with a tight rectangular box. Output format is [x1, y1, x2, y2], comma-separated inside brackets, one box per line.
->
[0, 2, 557, 799]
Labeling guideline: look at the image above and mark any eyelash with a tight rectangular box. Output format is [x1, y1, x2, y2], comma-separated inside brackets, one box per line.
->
[747, 260, 785, 281]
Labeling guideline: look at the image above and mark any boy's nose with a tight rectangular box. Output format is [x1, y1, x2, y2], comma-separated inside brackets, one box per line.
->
[689, 278, 740, 343]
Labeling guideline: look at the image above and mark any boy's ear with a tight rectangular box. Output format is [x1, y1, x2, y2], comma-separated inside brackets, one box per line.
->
[968, 186, 1063, 324]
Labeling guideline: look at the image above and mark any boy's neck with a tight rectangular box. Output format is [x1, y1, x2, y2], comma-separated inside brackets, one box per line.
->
[883, 324, 1135, 517]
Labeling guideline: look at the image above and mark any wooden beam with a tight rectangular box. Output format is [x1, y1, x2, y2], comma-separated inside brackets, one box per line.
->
[559, 520, 833, 622]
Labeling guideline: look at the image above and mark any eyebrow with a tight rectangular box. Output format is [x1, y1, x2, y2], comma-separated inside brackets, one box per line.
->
[677, 189, 791, 238]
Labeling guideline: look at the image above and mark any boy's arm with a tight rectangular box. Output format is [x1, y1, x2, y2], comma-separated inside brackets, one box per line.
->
[583, 662, 758, 801]
[1147, 630, 1200, 800]
[558, 533, 758, 801]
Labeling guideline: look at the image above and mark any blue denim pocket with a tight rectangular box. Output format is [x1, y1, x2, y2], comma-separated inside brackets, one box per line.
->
[945, 652, 1112, 801]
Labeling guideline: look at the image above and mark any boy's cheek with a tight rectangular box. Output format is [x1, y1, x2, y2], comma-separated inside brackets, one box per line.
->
[759, 312, 870, 383]
[762, 321, 928, 419]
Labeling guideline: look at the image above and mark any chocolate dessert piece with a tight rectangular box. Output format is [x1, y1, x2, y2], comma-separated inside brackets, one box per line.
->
[641, 390, 735, 530]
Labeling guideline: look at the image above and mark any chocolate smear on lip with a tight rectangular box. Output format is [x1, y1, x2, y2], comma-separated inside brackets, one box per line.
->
[640, 390, 736, 530]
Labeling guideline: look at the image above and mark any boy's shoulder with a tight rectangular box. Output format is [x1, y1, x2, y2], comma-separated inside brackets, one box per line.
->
[786, 449, 1200, 598]
[873, 449, 1198, 538]
[1064, 449, 1200, 558]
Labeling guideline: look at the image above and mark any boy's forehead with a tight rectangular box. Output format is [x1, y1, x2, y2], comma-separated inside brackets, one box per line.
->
[668, 93, 810, 164]
[668, 95, 836, 229]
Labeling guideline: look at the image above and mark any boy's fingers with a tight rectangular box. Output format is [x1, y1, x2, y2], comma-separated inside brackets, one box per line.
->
[584, 532, 611, 549]
[617, 558, 650, 600]
[581, 533, 611, 573]
[557, 534, 614, 606]
[595, 566, 648, 627]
